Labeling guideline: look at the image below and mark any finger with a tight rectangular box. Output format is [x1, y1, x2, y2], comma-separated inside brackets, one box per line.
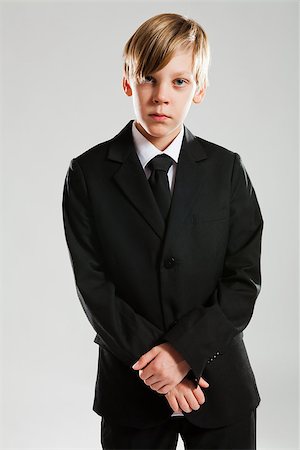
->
[192, 385, 205, 405]
[139, 367, 156, 382]
[157, 383, 172, 395]
[178, 396, 192, 414]
[149, 381, 168, 393]
[185, 391, 201, 411]
[157, 380, 177, 393]
[199, 377, 209, 388]
[142, 374, 159, 386]
[165, 394, 181, 414]
[132, 348, 157, 369]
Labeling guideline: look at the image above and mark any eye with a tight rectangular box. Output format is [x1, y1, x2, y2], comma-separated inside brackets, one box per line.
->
[144, 76, 154, 83]
[174, 79, 188, 86]
[142, 76, 188, 86]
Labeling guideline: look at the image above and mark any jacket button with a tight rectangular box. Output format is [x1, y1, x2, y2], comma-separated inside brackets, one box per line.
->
[164, 257, 176, 268]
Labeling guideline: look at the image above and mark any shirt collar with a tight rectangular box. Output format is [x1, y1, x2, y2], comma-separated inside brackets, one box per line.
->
[132, 120, 184, 170]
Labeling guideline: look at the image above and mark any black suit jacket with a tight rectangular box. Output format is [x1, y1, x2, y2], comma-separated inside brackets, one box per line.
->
[62, 119, 264, 430]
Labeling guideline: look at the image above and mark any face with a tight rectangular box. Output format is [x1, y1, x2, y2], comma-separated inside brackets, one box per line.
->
[123, 47, 206, 150]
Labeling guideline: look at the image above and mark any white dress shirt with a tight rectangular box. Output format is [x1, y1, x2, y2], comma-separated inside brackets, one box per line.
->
[131, 120, 185, 418]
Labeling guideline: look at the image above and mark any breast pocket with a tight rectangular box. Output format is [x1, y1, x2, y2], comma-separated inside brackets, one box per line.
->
[191, 208, 229, 224]
[192, 215, 228, 224]
[189, 208, 229, 262]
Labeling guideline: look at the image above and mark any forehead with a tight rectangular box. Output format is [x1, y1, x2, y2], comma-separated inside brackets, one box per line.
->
[153, 48, 194, 76]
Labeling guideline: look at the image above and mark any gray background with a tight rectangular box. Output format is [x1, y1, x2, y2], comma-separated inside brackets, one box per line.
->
[1, 1, 299, 449]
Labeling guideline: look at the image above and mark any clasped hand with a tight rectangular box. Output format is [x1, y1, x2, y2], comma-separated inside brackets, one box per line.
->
[132, 342, 190, 394]
[132, 343, 209, 414]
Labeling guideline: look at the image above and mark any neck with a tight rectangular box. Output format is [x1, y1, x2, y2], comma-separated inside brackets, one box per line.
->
[134, 121, 182, 151]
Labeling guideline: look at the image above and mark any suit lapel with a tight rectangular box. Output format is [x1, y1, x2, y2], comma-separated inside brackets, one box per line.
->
[107, 120, 208, 241]
[162, 125, 207, 250]
[108, 120, 165, 238]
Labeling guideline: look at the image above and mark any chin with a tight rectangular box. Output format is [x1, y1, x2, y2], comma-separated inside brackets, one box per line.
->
[146, 120, 172, 132]
[146, 127, 169, 138]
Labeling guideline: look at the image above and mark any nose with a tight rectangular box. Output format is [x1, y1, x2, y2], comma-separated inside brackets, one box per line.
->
[152, 82, 170, 104]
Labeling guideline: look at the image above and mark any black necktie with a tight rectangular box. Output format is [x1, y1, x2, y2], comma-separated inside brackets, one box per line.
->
[147, 154, 173, 221]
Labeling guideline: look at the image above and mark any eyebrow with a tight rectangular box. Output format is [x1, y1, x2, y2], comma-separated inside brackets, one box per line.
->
[149, 71, 192, 77]
[171, 72, 192, 77]
[147, 71, 193, 80]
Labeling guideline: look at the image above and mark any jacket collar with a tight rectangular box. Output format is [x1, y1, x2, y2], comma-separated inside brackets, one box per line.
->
[107, 119, 207, 163]
[106, 119, 208, 242]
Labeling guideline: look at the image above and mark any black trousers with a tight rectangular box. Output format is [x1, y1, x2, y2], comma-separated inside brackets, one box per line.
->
[100, 408, 256, 450]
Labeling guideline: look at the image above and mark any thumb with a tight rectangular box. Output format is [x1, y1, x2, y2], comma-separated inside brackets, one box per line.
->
[132, 349, 156, 370]
[198, 377, 209, 388]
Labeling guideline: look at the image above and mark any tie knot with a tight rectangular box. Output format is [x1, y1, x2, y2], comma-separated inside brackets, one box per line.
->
[147, 154, 173, 173]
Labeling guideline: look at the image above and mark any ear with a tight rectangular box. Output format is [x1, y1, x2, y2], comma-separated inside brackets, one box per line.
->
[193, 82, 207, 104]
[122, 76, 133, 97]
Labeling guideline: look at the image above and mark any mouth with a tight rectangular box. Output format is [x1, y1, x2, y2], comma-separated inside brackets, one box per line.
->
[149, 113, 170, 121]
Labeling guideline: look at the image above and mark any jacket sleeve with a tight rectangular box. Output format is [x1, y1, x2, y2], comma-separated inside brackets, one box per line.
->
[62, 158, 165, 367]
[161, 152, 264, 382]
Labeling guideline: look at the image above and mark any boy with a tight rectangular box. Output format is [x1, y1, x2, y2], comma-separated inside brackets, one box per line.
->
[62, 12, 263, 450]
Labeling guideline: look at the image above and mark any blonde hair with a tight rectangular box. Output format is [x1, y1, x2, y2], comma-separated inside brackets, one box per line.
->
[122, 13, 210, 90]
